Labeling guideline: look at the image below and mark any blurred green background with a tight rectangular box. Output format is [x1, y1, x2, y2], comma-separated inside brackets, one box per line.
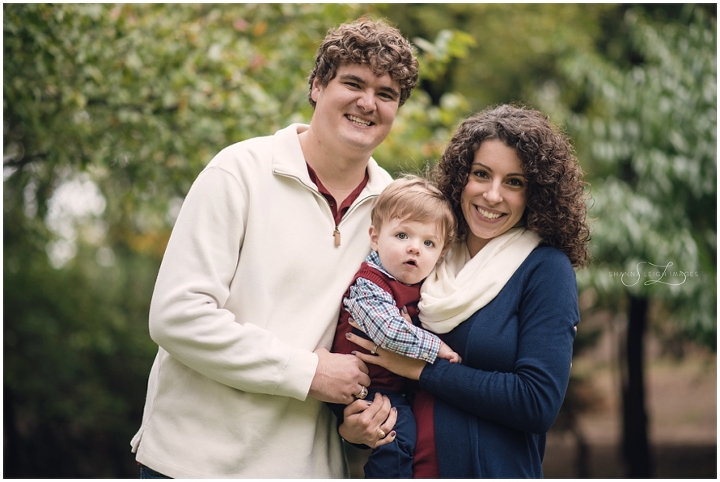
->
[4, 4, 716, 478]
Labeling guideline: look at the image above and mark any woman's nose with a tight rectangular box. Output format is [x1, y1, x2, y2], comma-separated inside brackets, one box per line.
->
[483, 182, 503, 204]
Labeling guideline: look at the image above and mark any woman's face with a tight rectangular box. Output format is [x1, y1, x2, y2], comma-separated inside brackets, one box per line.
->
[461, 139, 527, 257]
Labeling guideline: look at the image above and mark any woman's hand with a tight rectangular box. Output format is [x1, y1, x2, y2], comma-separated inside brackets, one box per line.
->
[338, 393, 398, 448]
[346, 320, 427, 380]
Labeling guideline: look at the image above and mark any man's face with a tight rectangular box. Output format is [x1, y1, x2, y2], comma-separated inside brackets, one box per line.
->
[310, 63, 401, 159]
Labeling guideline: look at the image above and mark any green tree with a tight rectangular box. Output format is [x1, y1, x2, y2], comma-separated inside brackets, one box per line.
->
[380, 3, 618, 109]
[374, 27, 475, 175]
[538, 6, 716, 477]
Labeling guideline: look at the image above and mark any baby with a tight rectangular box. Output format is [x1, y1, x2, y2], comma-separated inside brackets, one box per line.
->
[331, 175, 459, 478]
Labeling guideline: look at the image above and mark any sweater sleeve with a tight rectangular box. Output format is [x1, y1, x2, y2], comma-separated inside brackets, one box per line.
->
[418, 251, 578, 434]
[345, 278, 441, 363]
[148, 166, 318, 401]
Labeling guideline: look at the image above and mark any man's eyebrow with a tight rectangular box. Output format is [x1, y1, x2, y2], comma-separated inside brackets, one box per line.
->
[338, 73, 365, 84]
[338, 73, 400, 98]
[379, 84, 401, 98]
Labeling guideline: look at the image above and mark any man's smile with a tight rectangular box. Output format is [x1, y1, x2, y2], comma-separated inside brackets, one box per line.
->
[346, 114, 373, 126]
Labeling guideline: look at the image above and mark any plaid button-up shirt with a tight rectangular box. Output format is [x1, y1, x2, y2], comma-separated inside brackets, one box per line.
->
[343, 251, 442, 363]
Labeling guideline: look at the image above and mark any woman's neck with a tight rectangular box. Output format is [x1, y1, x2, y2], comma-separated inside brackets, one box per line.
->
[466, 236, 488, 258]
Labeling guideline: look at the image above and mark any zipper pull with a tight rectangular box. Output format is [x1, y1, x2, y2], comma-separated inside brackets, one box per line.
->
[333, 226, 341, 247]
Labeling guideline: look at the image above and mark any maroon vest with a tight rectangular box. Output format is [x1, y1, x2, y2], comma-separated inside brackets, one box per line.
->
[332, 262, 421, 392]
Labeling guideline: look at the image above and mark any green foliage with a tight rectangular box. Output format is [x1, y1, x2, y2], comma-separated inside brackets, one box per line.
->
[380, 3, 616, 109]
[374, 88, 470, 176]
[540, 7, 716, 348]
[4, 241, 160, 477]
[374, 29, 474, 175]
[413, 28, 476, 83]
[4, 4, 365, 227]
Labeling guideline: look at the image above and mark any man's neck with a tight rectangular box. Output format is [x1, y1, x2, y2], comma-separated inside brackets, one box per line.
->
[298, 129, 370, 202]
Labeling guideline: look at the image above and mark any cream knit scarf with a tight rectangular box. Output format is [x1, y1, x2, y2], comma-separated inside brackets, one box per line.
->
[418, 227, 542, 334]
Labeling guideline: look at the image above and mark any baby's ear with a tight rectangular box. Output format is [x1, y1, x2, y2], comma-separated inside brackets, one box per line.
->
[368, 225, 380, 251]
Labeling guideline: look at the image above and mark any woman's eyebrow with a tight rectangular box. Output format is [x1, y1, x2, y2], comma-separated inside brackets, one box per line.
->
[472, 161, 524, 178]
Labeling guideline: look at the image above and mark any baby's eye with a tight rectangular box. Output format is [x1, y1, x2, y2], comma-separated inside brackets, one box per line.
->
[396, 232, 408, 240]
[424, 240, 435, 248]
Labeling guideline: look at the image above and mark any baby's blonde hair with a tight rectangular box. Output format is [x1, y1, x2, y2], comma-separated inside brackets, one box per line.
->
[371, 175, 457, 254]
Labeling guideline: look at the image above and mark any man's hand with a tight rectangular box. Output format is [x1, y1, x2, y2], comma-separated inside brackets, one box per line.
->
[309, 348, 371, 404]
[339, 393, 397, 448]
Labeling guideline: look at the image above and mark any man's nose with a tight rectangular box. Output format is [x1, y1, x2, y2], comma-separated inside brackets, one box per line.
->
[356, 90, 376, 112]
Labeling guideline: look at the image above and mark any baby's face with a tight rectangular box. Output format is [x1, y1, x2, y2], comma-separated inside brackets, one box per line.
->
[369, 217, 444, 285]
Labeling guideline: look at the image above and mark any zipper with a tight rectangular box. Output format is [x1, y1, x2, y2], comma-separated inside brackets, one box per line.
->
[275, 170, 378, 248]
[333, 193, 377, 247]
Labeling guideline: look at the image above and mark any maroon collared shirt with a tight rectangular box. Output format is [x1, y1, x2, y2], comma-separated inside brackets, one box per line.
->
[306, 163, 369, 226]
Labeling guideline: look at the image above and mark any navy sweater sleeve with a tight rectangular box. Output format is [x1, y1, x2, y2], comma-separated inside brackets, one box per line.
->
[419, 247, 579, 434]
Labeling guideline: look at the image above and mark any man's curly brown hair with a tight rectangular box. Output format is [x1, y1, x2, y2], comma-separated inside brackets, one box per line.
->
[433, 104, 591, 268]
[307, 18, 419, 108]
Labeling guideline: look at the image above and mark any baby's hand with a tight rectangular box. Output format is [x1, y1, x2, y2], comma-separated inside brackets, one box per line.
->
[400, 306, 412, 325]
[438, 341, 461, 364]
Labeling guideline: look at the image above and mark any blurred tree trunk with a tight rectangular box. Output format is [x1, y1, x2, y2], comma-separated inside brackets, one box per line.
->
[4, 386, 21, 478]
[621, 295, 652, 477]
[571, 422, 590, 478]
[545, 7, 715, 478]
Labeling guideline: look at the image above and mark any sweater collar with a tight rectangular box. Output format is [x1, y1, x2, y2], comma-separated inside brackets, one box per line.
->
[272, 123, 388, 197]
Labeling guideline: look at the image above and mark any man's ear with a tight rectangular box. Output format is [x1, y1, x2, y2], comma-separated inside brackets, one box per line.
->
[310, 77, 323, 104]
[368, 225, 380, 251]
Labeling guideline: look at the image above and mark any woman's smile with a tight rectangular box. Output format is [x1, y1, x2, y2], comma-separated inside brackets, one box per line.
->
[474, 205, 504, 220]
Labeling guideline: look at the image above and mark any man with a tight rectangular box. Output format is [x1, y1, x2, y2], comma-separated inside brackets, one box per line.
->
[130, 18, 419, 478]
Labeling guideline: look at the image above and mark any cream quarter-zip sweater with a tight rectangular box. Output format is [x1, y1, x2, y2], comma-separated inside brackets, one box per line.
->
[131, 123, 393, 478]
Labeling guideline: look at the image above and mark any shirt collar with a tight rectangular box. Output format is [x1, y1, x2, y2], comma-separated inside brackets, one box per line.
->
[366, 250, 397, 281]
[306, 163, 369, 226]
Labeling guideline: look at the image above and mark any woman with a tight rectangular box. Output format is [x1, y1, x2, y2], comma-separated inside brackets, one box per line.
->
[340, 104, 591, 478]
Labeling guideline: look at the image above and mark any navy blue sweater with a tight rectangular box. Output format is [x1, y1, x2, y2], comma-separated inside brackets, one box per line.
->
[419, 246, 579, 478]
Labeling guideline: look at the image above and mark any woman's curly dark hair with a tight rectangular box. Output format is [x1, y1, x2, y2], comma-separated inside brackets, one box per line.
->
[433, 104, 591, 268]
[307, 18, 419, 108]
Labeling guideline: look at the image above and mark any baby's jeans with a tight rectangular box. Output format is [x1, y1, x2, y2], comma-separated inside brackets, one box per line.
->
[363, 390, 416, 479]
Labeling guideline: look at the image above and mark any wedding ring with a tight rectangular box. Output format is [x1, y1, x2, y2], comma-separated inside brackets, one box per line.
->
[371, 344, 378, 355]
[356, 386, 368, 400]
[378, 429, 386, 439]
